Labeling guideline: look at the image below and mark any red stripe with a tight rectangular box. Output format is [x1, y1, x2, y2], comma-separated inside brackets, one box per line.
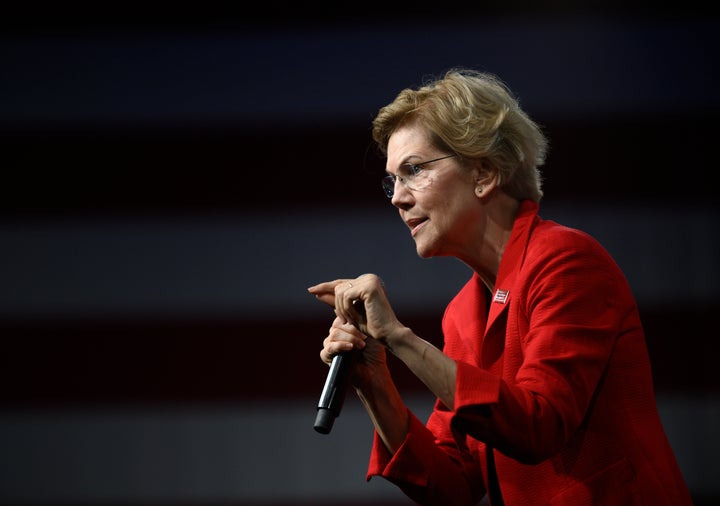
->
[0, 304, 716, 408]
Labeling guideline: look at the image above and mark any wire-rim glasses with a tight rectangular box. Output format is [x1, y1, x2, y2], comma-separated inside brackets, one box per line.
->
[381, 154, 457, 198]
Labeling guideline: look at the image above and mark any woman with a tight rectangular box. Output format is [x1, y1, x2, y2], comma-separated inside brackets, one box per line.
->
[307, 68, 692, 505]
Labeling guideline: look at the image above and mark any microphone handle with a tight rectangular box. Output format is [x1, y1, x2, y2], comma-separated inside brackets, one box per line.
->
[314, 352, 352, 434]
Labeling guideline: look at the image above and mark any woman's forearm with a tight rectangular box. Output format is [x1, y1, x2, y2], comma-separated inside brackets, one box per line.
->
[387, 326, 457, 411]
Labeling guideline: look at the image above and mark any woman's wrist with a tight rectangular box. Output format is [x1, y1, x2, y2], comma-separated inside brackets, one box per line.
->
[383, 324, 415, 355]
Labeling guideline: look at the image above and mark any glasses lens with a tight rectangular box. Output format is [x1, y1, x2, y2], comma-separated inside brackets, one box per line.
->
[381, 176, 394, 198]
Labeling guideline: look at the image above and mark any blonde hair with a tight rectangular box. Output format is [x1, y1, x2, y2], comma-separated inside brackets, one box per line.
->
[372, 68, 547, 202]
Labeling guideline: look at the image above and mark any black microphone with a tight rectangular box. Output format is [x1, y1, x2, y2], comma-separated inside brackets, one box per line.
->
[314, 299, 365, 434]
[314, 351, 353, 434]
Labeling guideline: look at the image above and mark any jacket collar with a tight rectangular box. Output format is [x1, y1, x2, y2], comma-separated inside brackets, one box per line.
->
[486, 199, 539, 330]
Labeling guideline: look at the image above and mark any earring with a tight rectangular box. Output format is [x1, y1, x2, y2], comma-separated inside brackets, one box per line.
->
[476, 186, 484, 195]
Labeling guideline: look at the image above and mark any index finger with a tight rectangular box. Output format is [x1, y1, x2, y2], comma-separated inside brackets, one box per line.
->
[307, 279, 346, 308]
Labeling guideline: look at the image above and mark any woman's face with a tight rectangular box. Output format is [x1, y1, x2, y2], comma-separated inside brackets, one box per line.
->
[386, 123, 482, 259]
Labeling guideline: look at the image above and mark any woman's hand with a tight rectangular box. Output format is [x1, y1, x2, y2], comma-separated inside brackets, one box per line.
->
[318, 315, 388, 387]
[309, 275, 416, 450]
[307, 273, 403, 346]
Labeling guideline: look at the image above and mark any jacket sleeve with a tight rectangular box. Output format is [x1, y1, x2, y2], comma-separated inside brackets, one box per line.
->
[367, 407, 486, 505]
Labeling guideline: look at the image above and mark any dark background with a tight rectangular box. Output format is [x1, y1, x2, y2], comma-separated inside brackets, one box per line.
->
[1, 3, 718, 505]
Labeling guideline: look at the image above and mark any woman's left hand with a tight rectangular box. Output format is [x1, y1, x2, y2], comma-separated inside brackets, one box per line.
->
[307, 273, 403, 346]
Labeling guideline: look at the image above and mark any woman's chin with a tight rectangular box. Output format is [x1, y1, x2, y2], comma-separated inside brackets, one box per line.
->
[415, 242, 438, 259]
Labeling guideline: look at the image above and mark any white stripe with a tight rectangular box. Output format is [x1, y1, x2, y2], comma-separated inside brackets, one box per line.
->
[0, 394, 715, 503]
[0, 204, 716, 318]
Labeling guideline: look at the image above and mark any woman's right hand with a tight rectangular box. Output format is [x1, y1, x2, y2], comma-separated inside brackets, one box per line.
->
[320, 315, 388, 388]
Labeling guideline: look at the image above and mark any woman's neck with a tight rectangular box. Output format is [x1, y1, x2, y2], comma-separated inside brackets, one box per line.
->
[464, 191, 521, 291]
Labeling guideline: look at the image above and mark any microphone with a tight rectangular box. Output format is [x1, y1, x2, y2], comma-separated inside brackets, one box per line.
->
[314, 298, 365, 435]
[314, 351, 353, 434]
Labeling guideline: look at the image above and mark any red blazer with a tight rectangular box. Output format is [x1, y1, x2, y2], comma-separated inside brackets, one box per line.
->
[368, 200, 692, 505]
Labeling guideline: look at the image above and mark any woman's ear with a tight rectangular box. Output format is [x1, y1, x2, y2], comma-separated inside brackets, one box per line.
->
[474, 162, 499, 197]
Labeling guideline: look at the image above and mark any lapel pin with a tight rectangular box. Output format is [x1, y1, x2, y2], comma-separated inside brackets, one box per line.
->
[493, 289, 509, 304]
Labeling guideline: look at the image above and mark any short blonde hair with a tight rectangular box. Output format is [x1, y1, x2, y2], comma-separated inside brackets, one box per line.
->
[372, 68, 547, 202]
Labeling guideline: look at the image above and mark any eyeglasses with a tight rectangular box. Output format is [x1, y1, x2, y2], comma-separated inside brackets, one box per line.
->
[381, 154, 457, 198]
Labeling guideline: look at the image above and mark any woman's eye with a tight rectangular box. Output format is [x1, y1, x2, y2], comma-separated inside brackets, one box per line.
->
[400, 164, 418, 178]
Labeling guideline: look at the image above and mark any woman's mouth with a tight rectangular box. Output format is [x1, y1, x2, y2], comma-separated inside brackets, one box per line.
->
[406, 217, 428, 236]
